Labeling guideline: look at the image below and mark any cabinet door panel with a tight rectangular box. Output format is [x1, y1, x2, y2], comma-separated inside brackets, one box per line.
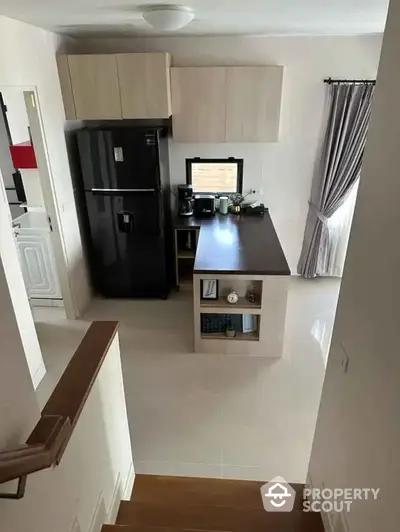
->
[17, 233, 61, 298]
[68, 54, 122, 119]
[117, 53, 171, 118]
[171, 67, 226, 142]
[56, 55, 76, 119]
[225, 66, 283, 142]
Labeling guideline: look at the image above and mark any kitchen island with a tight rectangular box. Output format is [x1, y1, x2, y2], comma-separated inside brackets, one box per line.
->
[174, 212, 290, 356]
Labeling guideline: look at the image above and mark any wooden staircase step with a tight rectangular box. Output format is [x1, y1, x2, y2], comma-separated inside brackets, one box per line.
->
[129, 475, 305, 510]
[117, 500, 323, 532]
[102, 526, 229, 532]
[111, 475, 324, 532]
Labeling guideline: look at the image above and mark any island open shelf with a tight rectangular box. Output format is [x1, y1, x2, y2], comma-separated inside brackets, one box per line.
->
[200, 297, 262, 314]
[194, 273, 288, 356]
[199, 278, 262, 313]
[173, 226, 200, 290]
[200, 312, 260, 338]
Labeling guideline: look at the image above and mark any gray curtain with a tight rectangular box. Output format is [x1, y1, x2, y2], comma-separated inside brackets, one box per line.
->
[298, 83, 375, 279]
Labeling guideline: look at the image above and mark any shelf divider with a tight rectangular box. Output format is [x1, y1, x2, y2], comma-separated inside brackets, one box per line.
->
[200, 296, 261, 314]
[177, 250, 195, 259]
[200, 331, 259, 341]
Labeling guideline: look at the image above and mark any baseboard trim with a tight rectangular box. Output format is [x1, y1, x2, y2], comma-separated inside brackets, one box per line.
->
[108, 462, 136, 524]
[88, 492, 107, 532]
[80, 463, 135, 532]
[69, 518, 82, 532]
[305, 477, 332, 532]
[32, 361, 46, 389]
[108, 474, 122, 524]
[123, 461, 135, 501]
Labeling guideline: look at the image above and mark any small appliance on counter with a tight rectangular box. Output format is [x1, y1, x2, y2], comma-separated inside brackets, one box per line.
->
[177, 184, 194, 216]
[194, 195, 216, 217]
[243, 202, 266, 216]
[219, 196, 229, 215]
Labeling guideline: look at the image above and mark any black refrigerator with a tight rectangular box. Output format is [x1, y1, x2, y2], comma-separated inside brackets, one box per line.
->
[76, 127, 172, 298]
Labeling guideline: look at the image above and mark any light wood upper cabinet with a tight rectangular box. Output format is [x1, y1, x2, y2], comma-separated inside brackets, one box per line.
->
[56, 53, 284, 143]
[117, 53, 172, 119]
[56, 55, 76, 120]
[171, 67, 227, 142]
[171, 65, 283, 142]
[67, 54, 122, 119]
[225, 66, 283, 142]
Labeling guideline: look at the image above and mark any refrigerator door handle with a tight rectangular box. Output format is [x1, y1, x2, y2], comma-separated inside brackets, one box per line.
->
[91, 188, 156, 193]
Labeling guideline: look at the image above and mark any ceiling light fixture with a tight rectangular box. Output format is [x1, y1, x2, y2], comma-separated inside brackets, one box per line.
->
[142, 4, 195, 31]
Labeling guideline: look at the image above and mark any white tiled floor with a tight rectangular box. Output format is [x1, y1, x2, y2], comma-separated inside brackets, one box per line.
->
[33, 276, 340, 483]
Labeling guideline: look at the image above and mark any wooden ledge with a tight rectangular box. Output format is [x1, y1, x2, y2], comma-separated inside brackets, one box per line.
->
[0, 321, 119, 488]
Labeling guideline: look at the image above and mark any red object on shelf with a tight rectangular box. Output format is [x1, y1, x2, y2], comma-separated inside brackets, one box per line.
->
[9, 142, 37, 169]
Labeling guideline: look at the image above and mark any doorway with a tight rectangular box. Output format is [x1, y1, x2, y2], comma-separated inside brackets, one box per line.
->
[0, 87, 74, 317]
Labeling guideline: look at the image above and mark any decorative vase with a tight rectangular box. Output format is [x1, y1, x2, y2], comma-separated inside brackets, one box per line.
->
[231, 205, 241, 214]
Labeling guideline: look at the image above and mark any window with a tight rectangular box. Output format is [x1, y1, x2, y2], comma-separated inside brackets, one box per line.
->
[186, 158, 243, 195]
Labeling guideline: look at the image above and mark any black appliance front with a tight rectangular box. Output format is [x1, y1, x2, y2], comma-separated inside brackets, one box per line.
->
[77, 128, 161, 191]
[85, 190, 168, 298]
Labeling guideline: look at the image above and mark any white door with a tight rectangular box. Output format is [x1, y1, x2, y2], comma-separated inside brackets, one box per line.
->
[16, 232, 62, 299]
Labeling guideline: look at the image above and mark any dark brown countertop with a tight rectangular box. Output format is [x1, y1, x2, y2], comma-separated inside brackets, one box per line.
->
[174, 212, 291, 275]
[174, 216, 202, 229]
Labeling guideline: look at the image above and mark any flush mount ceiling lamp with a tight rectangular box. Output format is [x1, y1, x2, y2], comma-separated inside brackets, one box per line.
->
[142, 4, 195, 31]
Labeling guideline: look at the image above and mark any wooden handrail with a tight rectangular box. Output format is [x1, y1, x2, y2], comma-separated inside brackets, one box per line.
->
[0, 321, 119, 498]
[0, 415, 71, 484]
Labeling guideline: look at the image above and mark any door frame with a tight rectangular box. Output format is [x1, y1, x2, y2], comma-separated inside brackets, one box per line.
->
[0, 84, 77, 318]
[22, 88, 77, 318]
[0, 139, 46, 389]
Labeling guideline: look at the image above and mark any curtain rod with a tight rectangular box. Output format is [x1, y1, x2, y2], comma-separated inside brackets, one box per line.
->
[324, 77, 376, 85]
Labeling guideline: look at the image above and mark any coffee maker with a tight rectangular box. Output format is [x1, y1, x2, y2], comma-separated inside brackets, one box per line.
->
[177, 184, 194, 216]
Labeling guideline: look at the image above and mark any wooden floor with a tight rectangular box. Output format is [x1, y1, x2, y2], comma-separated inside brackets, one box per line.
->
[102, 475, 324, 532]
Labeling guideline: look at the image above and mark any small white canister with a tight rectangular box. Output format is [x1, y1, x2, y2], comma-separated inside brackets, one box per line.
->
[219, 196, 229, 214]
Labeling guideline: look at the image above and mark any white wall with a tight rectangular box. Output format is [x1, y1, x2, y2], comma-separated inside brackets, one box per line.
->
[0, 16, 91, 317]
[0, 166, 46, 388]
[0, 330, 134, 532]
[308, 3, 399, 531]
[1, 88, 29, 144]
[0, 254, 41, 449]
[74, 35, 382, 272]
